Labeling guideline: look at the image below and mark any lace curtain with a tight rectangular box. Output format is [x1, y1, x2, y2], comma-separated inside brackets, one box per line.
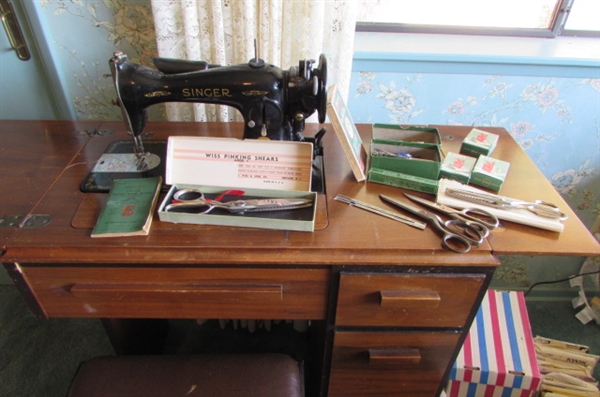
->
[150, 0, 358, 125]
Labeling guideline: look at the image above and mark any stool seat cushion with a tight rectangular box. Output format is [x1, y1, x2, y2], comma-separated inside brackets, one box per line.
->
[67, 353, 303, 397]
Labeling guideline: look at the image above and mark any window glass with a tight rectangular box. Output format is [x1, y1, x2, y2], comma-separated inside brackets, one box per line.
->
[357, 0, 559, 29]
[564, 0, 600, 31]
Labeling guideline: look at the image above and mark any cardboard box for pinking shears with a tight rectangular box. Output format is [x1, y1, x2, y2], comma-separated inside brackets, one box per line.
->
[158, 136, 317, 232]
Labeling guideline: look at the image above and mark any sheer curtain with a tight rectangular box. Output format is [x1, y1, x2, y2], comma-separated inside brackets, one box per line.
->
[150, 0, 358, 125]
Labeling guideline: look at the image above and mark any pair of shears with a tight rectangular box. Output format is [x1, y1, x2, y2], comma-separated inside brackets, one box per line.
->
[379, 193, 500, 253]
[165, 188, 312, 214]
[405, 193, 500, 238]
[445, 188, 568, 221]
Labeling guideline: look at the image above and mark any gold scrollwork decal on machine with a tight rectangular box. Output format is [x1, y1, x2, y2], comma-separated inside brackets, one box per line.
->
[145, 91, 171, 98]
[242, 90, 269, 96]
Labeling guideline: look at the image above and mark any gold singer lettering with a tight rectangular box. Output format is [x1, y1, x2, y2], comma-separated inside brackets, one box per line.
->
[182, 88, 233, 98]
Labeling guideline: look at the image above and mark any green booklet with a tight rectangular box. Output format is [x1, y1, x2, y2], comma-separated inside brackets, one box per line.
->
[91, 176, 162, 238]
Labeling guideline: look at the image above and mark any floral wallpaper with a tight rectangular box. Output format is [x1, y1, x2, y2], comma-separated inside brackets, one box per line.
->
[38, 0, 160, 120]
[348, 71, 600, 291]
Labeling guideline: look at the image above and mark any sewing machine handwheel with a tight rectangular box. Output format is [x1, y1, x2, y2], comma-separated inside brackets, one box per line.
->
[317, 54, 327, 124]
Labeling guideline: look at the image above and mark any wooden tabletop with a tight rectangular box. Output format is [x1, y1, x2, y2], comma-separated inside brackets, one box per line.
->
[0, 120, 597, 266]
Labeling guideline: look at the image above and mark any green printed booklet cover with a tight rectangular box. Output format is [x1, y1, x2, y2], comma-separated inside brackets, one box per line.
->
[92, 176, 162, 237]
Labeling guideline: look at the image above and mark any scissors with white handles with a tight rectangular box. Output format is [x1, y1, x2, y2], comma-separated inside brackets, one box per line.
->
[165, 188, 312, 214]
[445, 188, 568, 221]
[380, 194, 484, 253]
[404, 193, 499, 238]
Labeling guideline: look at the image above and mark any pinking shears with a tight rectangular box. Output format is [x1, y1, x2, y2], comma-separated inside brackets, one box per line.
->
[403, 193, 500, 238]
[165, 188, 312, 214]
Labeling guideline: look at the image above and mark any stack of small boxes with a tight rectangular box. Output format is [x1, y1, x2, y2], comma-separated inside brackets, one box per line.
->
[367, 125, 510, 194]
[441, 128, 510, 191]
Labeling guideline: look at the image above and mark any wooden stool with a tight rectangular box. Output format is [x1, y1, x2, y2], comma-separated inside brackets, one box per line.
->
[67, 354, 304, 397]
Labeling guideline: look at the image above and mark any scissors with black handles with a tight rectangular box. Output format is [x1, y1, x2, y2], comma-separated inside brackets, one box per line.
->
[165, 188, 313, 214]
[380, 194, 493, 253]
[404, 193, 499, 238]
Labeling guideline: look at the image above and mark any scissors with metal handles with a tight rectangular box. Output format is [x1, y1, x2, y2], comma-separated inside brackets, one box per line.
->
[165, 188, 313, 214]
[404, 193, 499, 238]
[380, 194, 483, 253]
[445, 188, 568, 221]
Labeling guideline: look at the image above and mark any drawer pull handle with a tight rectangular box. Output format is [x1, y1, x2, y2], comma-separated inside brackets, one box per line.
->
[70, 283, 283, 301]
[368, 348, 421, 365]
[379, 290, 440, 308]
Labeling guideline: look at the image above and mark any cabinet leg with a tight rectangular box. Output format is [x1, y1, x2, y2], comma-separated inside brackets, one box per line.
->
[101, 318, 169, 355]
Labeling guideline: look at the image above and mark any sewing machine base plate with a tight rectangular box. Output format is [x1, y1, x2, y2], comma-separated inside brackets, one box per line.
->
[79, 140, 168, 193]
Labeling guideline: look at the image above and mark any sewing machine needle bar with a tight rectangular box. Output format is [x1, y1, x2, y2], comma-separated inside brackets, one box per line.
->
[334, 194, 427, 230]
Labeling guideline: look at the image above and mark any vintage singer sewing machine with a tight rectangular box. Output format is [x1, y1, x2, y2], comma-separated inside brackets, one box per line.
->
[90, 51, 328, 193]
[110, 51, 328, 153]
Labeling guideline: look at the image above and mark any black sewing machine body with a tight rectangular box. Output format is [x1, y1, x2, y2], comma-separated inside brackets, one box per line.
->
[110, 52, 327, 148]
[90, 52, 328, 194]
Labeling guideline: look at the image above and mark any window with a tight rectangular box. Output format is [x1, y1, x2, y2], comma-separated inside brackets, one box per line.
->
[356, 0, 600, 38]
[563, 0, 600, 34]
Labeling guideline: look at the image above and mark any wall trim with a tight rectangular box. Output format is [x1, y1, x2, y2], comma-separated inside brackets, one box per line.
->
[353, 52, 600, 78]
[21, 1, 76, 119]
[353, 32, 600, 78]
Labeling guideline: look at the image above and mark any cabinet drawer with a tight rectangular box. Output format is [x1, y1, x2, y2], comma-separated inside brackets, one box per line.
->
[328, 331, 460, 397]
[336, 273, 485, 327]
[22, 266, 330, 319]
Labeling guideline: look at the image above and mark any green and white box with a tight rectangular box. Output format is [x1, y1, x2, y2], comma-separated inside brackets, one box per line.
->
[368, 168, 439, 194]
[471, 155, 510, 191]
[369, 124, 443, 181]
[369, 141, 442, 180]
[440, 152, 476, 184]
[372, 124, 441, 146]
[460, 128, 499, 157]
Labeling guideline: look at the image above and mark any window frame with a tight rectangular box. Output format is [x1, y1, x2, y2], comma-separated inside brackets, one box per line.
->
[355, 0, 599, 39]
